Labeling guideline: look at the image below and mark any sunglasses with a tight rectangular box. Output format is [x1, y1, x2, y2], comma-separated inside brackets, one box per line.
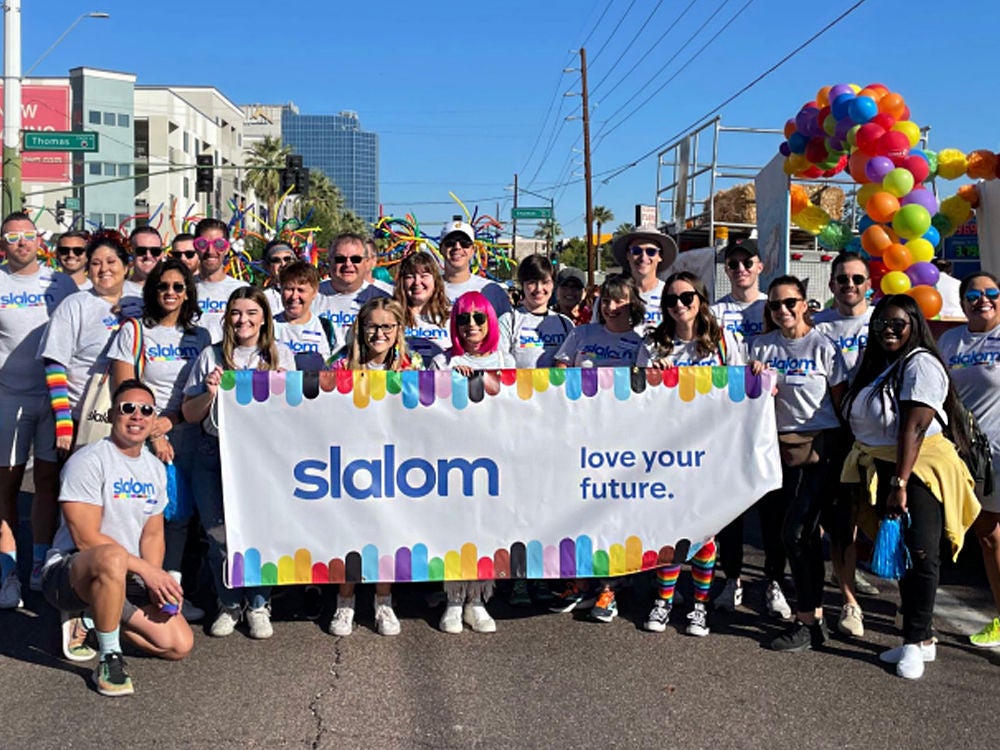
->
[835, 274, 868, 286]
[118, 401, 157, 417]
[170, 249, 198, 260]
[871, 317, 909, 335]
[269, 255, 295, 266]
[727, 258, 755, 271]
[193, 237, 230, 253]
[364, 323, 398, 335]
[964, 288, 1000, 304]
[56, 246, 86, 257]
[3, 231, 38, 243]
[456, 312, 488, 326]
[134, 246, 163, 258]
[664, 291, 698, 308]
[443, 237, 473, 249]
[767, 297, 803, 312]
[629, 246, 659, 258]
[332, 254, 364, 266]
[156, 281, 186, 294]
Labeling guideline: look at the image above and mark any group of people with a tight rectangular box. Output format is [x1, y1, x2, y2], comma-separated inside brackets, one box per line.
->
[0, 209, 997, 698]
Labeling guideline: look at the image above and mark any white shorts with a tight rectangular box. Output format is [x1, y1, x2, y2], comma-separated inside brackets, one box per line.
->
[0, 393, 57, 466]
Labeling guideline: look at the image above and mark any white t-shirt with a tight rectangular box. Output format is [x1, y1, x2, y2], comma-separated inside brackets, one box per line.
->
[315, 282, 391, 341]
[711, 295, 767, 345]
[195, 276, 250, 343]
[499, 308, 575, 368]
[405, 315, 452, 362]
[49, 438, 167, 559]
[39, 291, 141, 418]
[275, 312, 342, 371]
[439, 349, 515, 370]
[848, 349, 948, 446]
[554, 324, 651, 368]
[650, 329, 746, 367]
[937, 326, 1000, 466]
[749, 328, 847, 432]
[936, 272, 965, 319]
[636, 278, 666, 335]
[0, 265, 77, 397]
[443, 276, 513, 319]
[121, 279, 145, 316]
[263, 286, 283, 315]
[108, 321, 211, 414]
[813, 306, 873, 376]
[371, 278, 394, 295]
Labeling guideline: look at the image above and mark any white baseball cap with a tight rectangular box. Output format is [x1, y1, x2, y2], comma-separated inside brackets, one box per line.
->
[440, 217, 475, 244]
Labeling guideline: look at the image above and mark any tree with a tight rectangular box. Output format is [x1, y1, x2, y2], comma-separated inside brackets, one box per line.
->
[298, 171, 368, 248]
[244, 136, 290, 229]
[593, 205, 614, 270]
[613, 222, 635, 239]
[533, 218, 562, 254]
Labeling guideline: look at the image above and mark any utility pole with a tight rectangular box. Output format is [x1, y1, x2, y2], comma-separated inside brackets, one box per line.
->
[2, 0, 23, 219]
[512, 172, 518, 260]
[580, 47, 595, 288]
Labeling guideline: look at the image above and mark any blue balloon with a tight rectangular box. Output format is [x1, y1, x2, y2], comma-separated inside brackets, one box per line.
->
[858, 215, 876, 233]
[831, 93, 855, 121]
[847, 95, 877, 124]
[909, 148, 928, 164]
[788, 132, 809, 154]
[846, 237, 863, 254]
[922, 225, 940, 249]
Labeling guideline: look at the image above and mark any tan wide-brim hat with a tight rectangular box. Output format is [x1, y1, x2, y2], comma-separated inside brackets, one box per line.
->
[611, 227, 679, 277]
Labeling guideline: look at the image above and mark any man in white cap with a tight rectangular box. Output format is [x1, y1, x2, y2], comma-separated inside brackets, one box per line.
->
[610, 225, 679, 334]
[439, 216, 512, 318]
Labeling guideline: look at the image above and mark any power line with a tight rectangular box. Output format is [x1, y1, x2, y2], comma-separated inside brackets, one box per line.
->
[588, 0, 638, 67]
[600, 0, 871, 184]
[516, 52, 577, 176]
[590, 0, 665, 97]
[579, 0, 614, 48]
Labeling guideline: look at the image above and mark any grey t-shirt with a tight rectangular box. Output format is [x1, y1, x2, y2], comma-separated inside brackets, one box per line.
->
[195, 276, 250, 343]
[443, 276, 513, 319]
[554, 324, 651, 368]
[711, 295, 767, 346]
[813, 306, 873, 376]
[937, 327, 1000, 464]
[499, 308, 575, 368]
[275, 312, 342, 371]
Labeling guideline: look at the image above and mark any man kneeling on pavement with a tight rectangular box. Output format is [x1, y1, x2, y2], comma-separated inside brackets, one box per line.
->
[40, 379, 193, 697]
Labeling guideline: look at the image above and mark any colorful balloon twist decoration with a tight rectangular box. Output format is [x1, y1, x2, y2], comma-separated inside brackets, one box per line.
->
[781, 82, 996, 317]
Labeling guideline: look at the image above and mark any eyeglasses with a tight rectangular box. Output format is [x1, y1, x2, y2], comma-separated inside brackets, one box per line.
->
[134, 246, 163, 258]
[456, 312, 488, 326]
[117, 401, 157, 417]
[364, 323, 398, 335]
[766, 297, 803, 312]
[156, 281, 186, 294]
[269, 255, 295, 266]
[664, 291, 698, 308]
[629, 246, 659, 258]
[727, 258, 755, 271]
[193, 237, 230, 253]
[964, 288, 1000, 304]
[170, 249, 198, 260]
[443, 237, 473, 249]
[835, 274, 868, 286]
[56, 246, 86, 257]
[332, 254, 364, 266]
[871, 317, 909, 335]
[3, 231, 37, 243]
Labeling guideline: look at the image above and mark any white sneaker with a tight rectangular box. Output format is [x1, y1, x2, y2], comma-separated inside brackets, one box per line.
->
[715, 578, 743, 611]
[644, 600, 671, 633]
[181, 599, 205, 623]
[765, 580, 792, 620]
[879, 640, 936, 665]
[374, 597, 400, 636]
[246, 605, 273, 639]
[895, 644, 926, 679]
[209, 603, 242, 637]
[440, 603, 463, 634]
[0, 573, 23, 609]
[328, 595, 355, 637]
[685, 602, 710, 637]
[463, 601, 496, 633]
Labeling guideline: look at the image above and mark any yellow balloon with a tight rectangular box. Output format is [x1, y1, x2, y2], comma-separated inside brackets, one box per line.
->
[792, 204, 831, 235]
[906, 238, 935, 263]
[881, 270, 912, 295]
[892, 121, 921, 148]
[857, 183, 880, 207]
[849, 83, 861, 94]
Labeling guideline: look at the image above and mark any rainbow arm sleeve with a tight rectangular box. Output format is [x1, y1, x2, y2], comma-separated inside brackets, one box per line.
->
[44, 362, 73, 439]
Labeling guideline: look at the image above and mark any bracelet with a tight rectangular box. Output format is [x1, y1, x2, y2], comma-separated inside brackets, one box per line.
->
[889, 476, 908, 488]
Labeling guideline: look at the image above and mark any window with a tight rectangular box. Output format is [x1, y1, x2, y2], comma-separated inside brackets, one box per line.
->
[119, 214, 130, 229]
[119, 164, 131, 177]
[183, 132, 189, 153]
[104, 163, 115, 176]
[88, 110, 101, 125]
[104, 213, 117, 228]
[183, 177, 189, 199]
[103, 112, 115, 126]
[89, 212, 102, 227]
[118, 114, 130, 128]
[88, 162, 101, 175]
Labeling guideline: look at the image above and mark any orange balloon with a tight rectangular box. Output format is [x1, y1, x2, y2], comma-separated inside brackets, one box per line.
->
[816, 86, 831, 108]
[882, 242, 913, 272]
[866, 191, 901, 224]
[849, 151, 871, 183]
[790, 184, 810, 215]
[907, 285, 943, 319]
[879, 93, 907, 120]
[861, 225, 893, 256]
[857, 87, 885, 102]
[784, 119, 797, 139]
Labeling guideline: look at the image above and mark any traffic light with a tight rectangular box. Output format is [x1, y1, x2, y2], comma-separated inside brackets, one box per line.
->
[196, 155, 214, 193]
[56, 201, 66, 224]
[297, 167, 310, 196]
[280, 155, 309, 194]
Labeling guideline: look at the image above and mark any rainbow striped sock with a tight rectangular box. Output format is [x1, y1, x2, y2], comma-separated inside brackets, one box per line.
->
[656, 565, 680, 603]
[691, 540, 717, 604]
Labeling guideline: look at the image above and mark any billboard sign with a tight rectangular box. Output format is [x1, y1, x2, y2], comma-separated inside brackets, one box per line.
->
[0, 83, 72, 183]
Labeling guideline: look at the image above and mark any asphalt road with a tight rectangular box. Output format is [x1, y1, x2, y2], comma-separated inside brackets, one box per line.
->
[2, 502, 999, 749]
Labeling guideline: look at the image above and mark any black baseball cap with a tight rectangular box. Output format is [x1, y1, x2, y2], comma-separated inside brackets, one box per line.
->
[722, 237, 760, 259]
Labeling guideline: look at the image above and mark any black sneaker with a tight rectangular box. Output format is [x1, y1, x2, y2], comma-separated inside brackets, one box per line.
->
[92, 652, 134, 697]
[303, 586, 323, 621]
[769, 619, 828, 652]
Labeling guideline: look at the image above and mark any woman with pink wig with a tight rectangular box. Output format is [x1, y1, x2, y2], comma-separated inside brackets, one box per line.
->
[435, 291, 514, 373]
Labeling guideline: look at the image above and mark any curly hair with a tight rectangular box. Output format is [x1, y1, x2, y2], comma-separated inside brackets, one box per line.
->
[650, 271, 722, 360]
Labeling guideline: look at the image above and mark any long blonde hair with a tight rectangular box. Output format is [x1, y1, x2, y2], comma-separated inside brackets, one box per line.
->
[344, 297, 414, 371]
[220, 286, 282, 370]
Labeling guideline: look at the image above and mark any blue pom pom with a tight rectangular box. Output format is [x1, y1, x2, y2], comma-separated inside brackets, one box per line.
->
[871, 515, 911, 579]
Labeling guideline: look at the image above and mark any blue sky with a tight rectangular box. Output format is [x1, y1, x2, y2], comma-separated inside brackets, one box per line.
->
[17, 0, 1000, 237]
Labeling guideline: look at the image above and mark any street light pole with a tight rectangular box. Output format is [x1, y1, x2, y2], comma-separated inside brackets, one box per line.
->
[2, 0, 23, 219]
[25, 12, 110, 77]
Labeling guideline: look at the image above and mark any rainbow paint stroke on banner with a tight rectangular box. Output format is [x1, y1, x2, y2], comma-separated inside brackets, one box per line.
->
[218, 367, 781, 584]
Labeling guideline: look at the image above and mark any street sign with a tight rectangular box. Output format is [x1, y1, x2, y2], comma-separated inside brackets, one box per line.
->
[22, 131, 99, 152]
[64, 197, 81, 211]
[512, 206, 553, 220]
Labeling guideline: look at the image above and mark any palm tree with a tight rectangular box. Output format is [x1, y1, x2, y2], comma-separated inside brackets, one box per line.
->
[533, 218, 562, 254]
[298, 171, 367, 246]
[613, 222, 635, 239]
[593, 205, 614, 270]
[244, 136, 290, 226]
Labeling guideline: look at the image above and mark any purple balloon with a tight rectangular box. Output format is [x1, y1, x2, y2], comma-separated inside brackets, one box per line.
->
[834, 118, 853, 140]
[900, 188, 939, 216]
[865, 156, 894, 183]
[905, 261, 940, 287]
[779, 141, 792, 157]
[796, 107, 820, 135]
[829, 84, 854, 101]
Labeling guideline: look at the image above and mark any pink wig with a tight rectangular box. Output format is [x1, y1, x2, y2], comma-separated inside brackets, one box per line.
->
[449, 291, 500, 355]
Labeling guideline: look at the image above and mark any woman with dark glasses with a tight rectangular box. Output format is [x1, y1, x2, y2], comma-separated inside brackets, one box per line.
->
[937, 272, 1000, 649]
[749, 275, 848, 652]
[108, 259, 210, 623]
[842, 294, 978, 679]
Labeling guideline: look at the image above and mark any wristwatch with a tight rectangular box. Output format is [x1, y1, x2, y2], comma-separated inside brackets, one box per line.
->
[889, 476, 908, 488]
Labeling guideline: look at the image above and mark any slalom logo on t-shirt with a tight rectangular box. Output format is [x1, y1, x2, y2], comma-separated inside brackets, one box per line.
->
[765, 356, 816, 374]
[948, 349, 1000, 368]
[406, 326, 448, 340]
[146, 343, 200, 361]
[833, 333, 867, 355]
[102, 315, 120, 330]
[200, 298, 227, 313]
[284, 339, 320, 354]
[320, 310, 357, 327]
[112, 476, 159, 514]
[579, 341, 638, 362]
[519, 330, 567, 349]
[0, 290, 55, 309]
[722, 314, 764, 339]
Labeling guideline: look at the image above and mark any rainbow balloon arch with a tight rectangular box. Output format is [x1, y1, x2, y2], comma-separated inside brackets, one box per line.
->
[780, 82, 994, 318]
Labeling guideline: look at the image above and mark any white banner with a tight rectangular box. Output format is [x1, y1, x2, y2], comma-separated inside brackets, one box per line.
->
[218, 367, 781, 586]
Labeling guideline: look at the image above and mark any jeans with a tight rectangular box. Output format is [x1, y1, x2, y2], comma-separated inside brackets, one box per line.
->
[191, 434, 270, 610]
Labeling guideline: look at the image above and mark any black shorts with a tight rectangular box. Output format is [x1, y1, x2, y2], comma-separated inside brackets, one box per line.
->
[41, 553, 149, 623]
